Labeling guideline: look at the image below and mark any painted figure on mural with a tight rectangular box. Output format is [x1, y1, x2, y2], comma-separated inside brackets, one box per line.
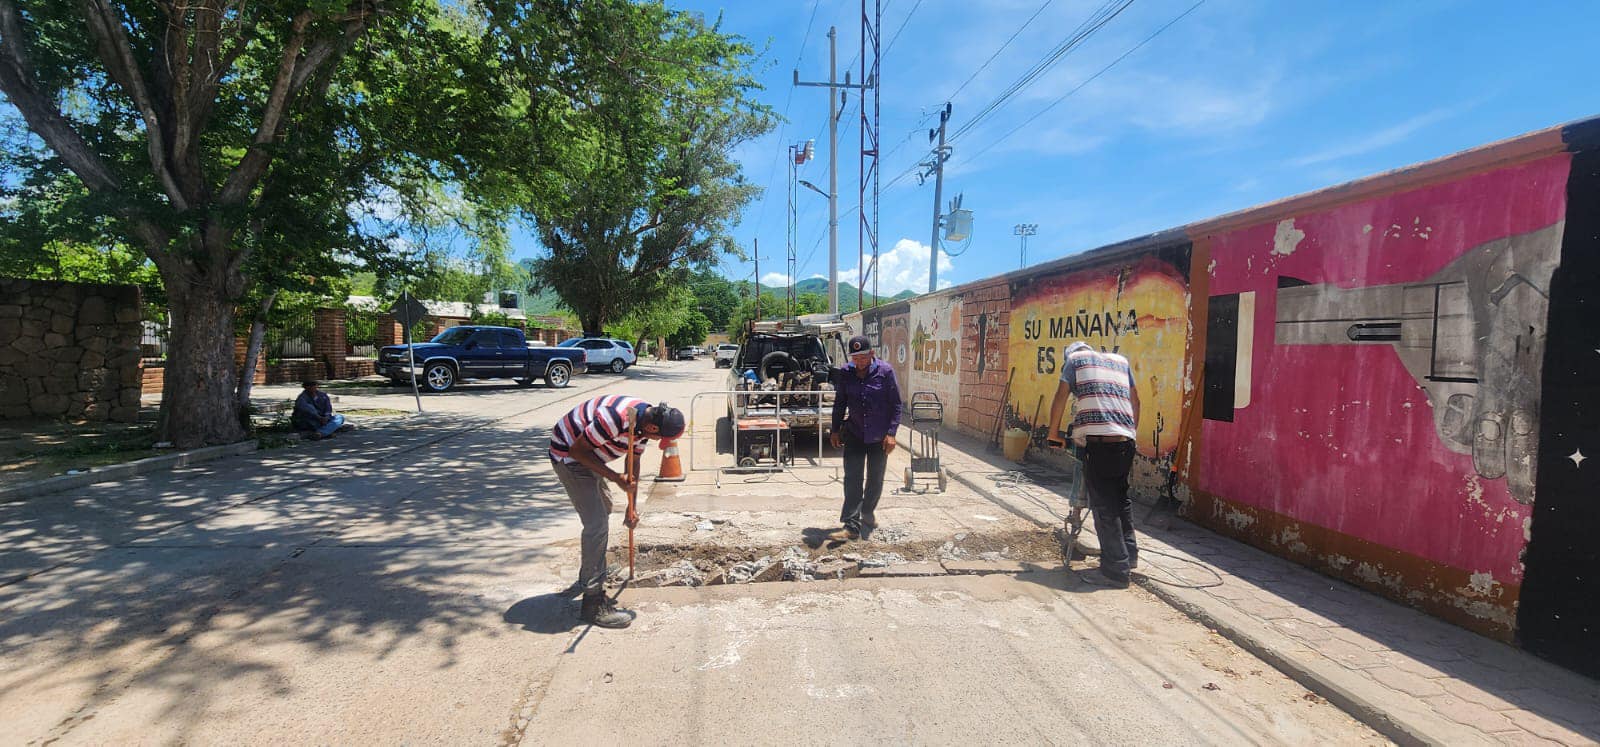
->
[1047, 342, 1142, 589]
[827, 335, 903, 541]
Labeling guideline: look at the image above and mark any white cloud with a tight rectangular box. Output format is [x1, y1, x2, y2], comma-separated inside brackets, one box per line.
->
[1289, 103, 1474, 166]
[760, 272, 790, 287]
[841, 237, 953, 297]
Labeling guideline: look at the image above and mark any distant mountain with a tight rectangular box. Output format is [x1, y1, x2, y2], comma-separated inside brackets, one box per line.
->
[781, 277, 915, 310]
[520, 287, 569, 314]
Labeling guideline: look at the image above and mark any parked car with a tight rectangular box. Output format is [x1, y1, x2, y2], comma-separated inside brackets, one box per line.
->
[674, 346, 698, 361]
[558, 337, 637, 373]
[713, 343, 740, 368]
[376, 325, 585, 392]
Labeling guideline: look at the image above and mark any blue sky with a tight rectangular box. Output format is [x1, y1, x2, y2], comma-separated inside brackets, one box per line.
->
[627, 0, 1600, 297]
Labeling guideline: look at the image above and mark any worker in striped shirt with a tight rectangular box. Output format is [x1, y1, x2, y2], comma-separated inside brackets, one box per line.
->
[550, 395, 686, 629]
[1046, 341, 1142, 589]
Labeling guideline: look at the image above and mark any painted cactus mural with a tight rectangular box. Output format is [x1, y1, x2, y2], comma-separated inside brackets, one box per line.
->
[1007, 250, 1192, 459]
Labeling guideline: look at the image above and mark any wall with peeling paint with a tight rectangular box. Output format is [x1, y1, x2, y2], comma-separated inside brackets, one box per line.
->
[839, 118, 1598, 672]
[1187, 155, 1570, 638]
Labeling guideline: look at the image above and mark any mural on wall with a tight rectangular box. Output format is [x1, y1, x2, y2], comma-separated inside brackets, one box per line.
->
[1006, 251, 1191, 458]
[859, 306, 911, 408]
[908, 295, 963, 427]
[1195, 155, 1572, 629]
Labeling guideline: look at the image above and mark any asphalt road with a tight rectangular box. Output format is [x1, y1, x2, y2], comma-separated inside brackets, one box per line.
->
[0, 360, 1384, 744]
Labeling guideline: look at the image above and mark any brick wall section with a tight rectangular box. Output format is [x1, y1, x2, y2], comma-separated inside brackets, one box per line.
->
[956, 279, 1013, 439]
[141, 358, 163, 394]
[231, 336, 267, 386]
[345, 358, 375, 378]
[0, 278, 144, 422]
[312, 307, 347, 380]
[376, 313, 403, 347]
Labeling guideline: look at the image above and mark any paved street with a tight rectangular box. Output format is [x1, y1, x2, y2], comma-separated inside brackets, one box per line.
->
[5, 362, 1382, 743]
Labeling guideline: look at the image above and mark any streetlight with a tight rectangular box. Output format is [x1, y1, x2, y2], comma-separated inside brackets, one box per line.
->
[798, 179, 831, 199]
[1013, 223, 1038, 269]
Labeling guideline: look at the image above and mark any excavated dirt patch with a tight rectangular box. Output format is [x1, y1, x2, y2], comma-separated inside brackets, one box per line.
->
[607, 528, 1064, 587]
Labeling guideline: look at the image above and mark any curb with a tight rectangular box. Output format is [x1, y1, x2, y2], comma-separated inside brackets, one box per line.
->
[0, 440, 260, 503]
[1135, 576, 1458, 747]
[940, 443, 1462, 745]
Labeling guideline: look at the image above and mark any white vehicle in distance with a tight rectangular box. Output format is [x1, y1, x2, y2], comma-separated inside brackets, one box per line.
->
[713, 343, 740, 368]
[558, 337, 637, 373]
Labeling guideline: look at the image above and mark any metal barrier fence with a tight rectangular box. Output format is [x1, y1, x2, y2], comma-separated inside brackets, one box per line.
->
[687, 389, 831, 476]
[344, 303, 379, 357]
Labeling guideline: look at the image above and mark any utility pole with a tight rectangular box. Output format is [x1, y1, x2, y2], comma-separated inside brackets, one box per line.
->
[796, 27, 868, 315]
[921, 103, 952, 294]
[753, 237, 760, 322]
[1014, 223, 1037, 269]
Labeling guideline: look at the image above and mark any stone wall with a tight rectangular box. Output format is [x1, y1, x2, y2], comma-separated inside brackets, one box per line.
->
[0, 278, 143, 422]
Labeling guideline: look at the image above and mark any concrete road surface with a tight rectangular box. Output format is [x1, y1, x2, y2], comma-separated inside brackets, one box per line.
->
[0, 360, 1383, 744]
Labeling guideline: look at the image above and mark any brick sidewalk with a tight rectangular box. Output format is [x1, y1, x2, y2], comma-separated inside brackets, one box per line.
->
[929, 427, 1600, 746]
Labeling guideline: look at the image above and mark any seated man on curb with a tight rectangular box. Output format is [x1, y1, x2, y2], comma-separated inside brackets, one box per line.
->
[291, 380, 350, 440]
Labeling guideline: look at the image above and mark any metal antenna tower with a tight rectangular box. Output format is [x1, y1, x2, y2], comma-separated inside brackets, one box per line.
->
[858, 0, 882, 311]
[787, 141, 814, 320]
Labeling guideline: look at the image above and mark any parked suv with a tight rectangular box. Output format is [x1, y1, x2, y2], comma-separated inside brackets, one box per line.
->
[713, 343, 740, 368]
[558, 337, 637, 373]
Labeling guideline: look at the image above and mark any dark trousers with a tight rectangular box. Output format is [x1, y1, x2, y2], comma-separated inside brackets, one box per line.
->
[840, 431, 888, 532]
[1084, 440, 1138, 581]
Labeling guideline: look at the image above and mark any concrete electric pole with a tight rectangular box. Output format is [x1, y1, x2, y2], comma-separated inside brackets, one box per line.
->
[796, 27, 869, 315]
[922, 103, 952, 294]
[1014, 223, 1037, 269]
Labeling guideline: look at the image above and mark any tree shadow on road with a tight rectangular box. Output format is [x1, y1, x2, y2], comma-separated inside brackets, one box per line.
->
[0, 418, 589, 743]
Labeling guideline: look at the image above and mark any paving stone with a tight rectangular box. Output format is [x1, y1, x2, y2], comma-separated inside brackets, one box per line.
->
[1422, 695, 1524, 735]
[1369, 666, 1447, 699]
[857, 562, 946, 578]
[1270, 617, 1333, 643]
[941, 559, 1026, 575]
[1440, 678, 1524, 711]
[1317, 637, 1390, 670]
[1503, 710, 1597, 747]
[1228, 596, 1297, 621]
[1378, 651, 1453, 679]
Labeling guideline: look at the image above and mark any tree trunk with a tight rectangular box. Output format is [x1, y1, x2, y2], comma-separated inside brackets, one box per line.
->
[158, 273, 248, 448]
[236, 290, 278, 409]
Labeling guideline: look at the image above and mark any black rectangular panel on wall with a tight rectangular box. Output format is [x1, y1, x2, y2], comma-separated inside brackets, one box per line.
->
[1518, 147, 1600, 679]
[1203, 294, 1239, 422]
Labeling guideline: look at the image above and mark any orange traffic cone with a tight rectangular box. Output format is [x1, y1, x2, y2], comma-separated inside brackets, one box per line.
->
[655, 437, 686, 482]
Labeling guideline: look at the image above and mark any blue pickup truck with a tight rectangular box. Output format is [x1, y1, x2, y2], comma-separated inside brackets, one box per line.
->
[375, 325, 586, 392]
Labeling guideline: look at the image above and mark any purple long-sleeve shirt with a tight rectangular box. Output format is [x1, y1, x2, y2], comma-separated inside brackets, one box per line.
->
[831, 358, 902, 444]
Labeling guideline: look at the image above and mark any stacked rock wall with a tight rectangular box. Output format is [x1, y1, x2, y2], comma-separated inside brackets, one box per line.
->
[0, 279, 143, 422]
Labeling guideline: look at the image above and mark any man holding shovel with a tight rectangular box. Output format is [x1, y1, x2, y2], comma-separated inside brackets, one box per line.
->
[549, 395, 686, 628]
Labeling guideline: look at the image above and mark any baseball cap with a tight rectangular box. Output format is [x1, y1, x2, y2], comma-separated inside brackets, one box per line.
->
[653, 404, 686, 438]
[847, 335, 873, 355]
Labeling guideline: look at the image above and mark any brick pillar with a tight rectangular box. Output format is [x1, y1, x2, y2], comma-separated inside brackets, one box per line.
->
[376, 313, 403, 347]
[313, 307, 348, 379]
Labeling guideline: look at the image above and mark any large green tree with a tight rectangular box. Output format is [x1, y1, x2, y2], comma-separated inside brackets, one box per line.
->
[523, 7, 773, 336]
[0, 1, 625, 446]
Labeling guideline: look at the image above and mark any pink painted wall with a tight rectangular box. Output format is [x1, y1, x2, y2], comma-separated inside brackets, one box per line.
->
[1197, 155, 1571, 582]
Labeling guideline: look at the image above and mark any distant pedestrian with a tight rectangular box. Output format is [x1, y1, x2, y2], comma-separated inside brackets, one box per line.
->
[549, 395, 686, 629]
[1046, 342, 1141, 589]
[827, 335, 902, 541]
[292, 380, 350, 440]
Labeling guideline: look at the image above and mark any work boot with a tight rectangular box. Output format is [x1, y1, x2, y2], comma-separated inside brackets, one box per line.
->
[825, 526, 859, 542]
[579, 594, 634, 629]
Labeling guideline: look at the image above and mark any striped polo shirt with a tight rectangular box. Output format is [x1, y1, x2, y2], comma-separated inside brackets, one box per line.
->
[549, 395, 649, 464]
[1061, 344, 1137, 441]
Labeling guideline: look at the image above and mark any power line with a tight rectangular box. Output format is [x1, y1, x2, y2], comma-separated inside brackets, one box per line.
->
[953, 0, 1207, 170]
[948, 0, 1134, 144]
[883, 0, 924, 55]
[943, 0, 1058, 104]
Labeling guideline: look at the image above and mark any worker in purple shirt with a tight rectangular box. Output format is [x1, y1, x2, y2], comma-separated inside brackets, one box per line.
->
[827, 335, 902, 541]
